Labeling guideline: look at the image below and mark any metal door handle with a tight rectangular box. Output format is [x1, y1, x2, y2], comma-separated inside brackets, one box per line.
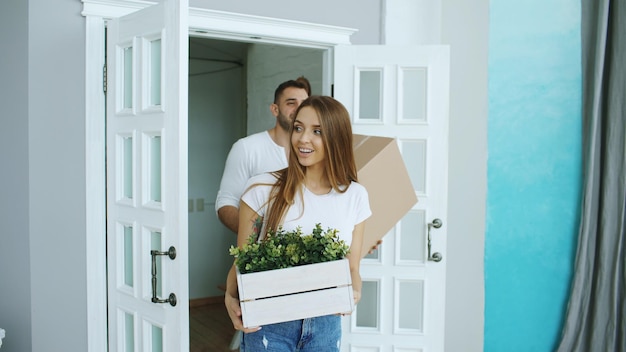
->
[427, 219, 443, 262]
[150, 246, 177, 307]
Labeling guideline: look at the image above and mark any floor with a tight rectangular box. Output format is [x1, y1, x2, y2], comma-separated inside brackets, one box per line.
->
[190, 302, 238, 352]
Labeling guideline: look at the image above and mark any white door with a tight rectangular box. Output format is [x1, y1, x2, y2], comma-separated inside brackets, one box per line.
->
[334, 45, 449, 352]
[106, 0, 189, 350]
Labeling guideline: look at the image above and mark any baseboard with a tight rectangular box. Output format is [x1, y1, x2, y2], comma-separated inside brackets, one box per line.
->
[189, 295, 224, 308]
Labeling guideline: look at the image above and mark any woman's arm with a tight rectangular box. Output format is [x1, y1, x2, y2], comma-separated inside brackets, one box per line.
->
[347, 221, 366, 305]
[224, 201, 263, 333]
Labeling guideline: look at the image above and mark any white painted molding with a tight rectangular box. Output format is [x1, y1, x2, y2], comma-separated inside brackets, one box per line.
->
[81, 0, 357, 46]
[188, 8, 355, 47]
[84, 14, 108, 352]
[81, 0, 154, 18]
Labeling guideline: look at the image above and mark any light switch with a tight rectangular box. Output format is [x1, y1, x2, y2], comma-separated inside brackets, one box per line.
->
[188, 199, 194, 212]
[196, 198, 204, 212]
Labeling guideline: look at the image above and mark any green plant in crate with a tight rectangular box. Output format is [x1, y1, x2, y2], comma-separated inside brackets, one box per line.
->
[230, 223, 350, 274]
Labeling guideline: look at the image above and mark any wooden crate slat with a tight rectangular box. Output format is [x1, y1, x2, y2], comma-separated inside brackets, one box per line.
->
[240, 286, 354, 328]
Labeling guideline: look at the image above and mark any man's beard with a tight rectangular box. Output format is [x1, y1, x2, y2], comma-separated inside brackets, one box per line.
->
[277, 112, 292, 131]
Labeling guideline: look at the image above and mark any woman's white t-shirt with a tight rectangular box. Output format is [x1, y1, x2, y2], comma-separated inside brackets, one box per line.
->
[241, 173, 372, 247]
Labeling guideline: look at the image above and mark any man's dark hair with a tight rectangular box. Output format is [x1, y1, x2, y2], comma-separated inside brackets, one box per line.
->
[274, 76, 311, 103]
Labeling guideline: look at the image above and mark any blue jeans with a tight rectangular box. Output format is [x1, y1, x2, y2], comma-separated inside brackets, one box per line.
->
[240, 315, 341, 352]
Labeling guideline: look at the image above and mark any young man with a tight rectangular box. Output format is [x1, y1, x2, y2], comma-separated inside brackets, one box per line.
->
[215, 77, 311, 233]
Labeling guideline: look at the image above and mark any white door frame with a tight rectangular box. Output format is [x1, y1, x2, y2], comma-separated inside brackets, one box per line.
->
[83, 1, 356, 350]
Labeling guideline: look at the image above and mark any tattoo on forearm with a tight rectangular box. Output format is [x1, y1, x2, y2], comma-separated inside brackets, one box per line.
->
[251, 216, 263, 241]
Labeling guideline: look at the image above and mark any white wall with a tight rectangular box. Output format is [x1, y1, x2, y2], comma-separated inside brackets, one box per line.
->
[441, 1, 488, 351]
[30, 0, 89, 349]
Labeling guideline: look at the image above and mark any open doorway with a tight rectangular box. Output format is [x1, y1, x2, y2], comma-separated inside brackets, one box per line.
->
[186, 36, 325, 351]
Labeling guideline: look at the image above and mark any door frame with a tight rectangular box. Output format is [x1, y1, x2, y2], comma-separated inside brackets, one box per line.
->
[83, 1, 356, 350]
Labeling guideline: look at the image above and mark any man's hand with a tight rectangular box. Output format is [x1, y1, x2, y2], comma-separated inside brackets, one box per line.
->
[367, 239, 383, 254]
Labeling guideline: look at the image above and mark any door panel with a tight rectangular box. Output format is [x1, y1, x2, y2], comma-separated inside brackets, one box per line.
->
[106, 0, 189, 350]
[334, 45, 449, 352]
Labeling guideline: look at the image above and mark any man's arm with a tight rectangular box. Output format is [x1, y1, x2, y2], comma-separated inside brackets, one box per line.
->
[215, 138, 249, 234]
[217, 205, 239, 234]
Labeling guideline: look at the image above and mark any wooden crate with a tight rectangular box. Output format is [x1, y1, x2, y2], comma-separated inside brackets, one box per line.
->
[236, 259, 354, 328]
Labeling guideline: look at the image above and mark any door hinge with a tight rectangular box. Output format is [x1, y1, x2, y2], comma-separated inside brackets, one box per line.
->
[103, 64, 107, 94]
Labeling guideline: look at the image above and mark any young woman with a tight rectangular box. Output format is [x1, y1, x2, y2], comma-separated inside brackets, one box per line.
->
[225, 95, 372, 352]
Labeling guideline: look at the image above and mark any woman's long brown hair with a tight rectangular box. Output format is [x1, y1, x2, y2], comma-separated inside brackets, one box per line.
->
[263, 95, 358, 234]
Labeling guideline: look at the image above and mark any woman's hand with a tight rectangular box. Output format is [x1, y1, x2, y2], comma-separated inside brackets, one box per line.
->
[353, 289, 361, 305]
[338, 290, 361, 316]
[224, 203, 263, 334]
[224, 291, 261, 333]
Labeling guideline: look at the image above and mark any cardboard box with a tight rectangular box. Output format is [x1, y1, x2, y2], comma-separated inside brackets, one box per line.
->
[237, 259, 354, 328]
[353, 134, 418, 257]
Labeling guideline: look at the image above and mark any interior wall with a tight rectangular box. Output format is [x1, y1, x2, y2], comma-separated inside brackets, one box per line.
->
[246, 44, 325, 135]
[188, 38, 246, 299]
[441, 0, 488, 351]
[0, 0, 32, 351]
[24, 0, 88, 351]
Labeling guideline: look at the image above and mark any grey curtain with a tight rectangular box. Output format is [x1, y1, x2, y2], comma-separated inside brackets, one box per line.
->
[556, 0, 626, 351]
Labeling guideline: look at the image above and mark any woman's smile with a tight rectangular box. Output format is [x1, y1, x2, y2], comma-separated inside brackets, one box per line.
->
[297, 147, 314, 157]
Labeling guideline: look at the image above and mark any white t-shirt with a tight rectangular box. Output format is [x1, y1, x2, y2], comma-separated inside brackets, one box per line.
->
[241, 173, 372, 247]
[215, 131, 288, 212]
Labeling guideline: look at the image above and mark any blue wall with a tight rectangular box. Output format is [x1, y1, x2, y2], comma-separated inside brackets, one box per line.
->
[486, 0, 582, 350]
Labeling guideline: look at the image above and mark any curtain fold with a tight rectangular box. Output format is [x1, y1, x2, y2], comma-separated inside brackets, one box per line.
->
[556, 0, 626, 351]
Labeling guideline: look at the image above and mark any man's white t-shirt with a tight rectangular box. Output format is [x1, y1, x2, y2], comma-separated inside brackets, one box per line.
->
[241, 173, 372, 247]
[215, 131, 288, 212]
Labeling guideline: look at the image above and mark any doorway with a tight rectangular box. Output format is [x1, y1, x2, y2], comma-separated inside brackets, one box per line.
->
[85, 3, 358, 349]
[186, 36, 325, 351]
